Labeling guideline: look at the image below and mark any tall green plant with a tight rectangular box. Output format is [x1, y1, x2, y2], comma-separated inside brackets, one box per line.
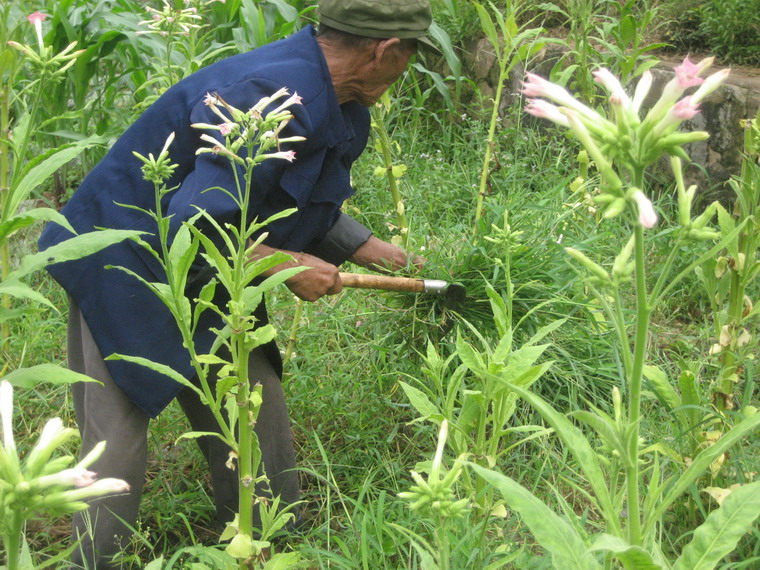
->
[400, 213, 558, 512]
[469, 59, 760, 567]
[110, 90, 306, 568]
[696, 109, 760, 411]
[471, 0, 543, 234]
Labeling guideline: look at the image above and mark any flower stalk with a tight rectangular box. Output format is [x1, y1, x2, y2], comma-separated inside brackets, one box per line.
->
[521, 58, 729, 548]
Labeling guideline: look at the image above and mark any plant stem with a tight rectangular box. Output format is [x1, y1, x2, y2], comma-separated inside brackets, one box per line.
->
[474, 53, 508, 236]
[283, 298, 304, 365]
[4, 510, 23, 570]
[371, 107, 409, 248]
[626, 208, 649, 546]
[0, 84, 11, 345]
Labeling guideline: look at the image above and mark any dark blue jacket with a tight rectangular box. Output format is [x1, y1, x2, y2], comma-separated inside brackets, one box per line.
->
[40, 27, 370, 417]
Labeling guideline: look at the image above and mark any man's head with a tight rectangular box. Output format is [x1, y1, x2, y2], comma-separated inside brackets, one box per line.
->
[317, 0, 435, 106]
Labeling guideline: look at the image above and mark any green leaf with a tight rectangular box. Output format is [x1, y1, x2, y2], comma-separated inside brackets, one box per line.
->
[0, 278, 56, 310]
[106, 353, 201, 395]
[265, 0, 298, 22]
[176, 431, 227, 445]
[646, 412, 760, 535]
[0, 208, 75, 242]
[2, 364, 102, 389]
[572, 410, 626, 459]
[502, 382, 617, 530]
[143, 558, 164, 570]
[526, 318, 567, 347]
[470, 464, 601, 569]
[226, 533, 254, 559]
[168, 223, 199, 293]
[673, 481, 760, 570]
[9, 230, 143, 281]
[244, 324, 277, 351]
[456, 332, 487, 375]
[643, 365, 681, 410]
[486, 284, 511, 339]
[7, 141, 98, 218]
[677, 369, 701, 431]
[457, 389, 485, 432]
[428, 20, 461, 75]
[473, 2, 500, 56]
[588, 534, 663, 569]
[398, 381, 439, 422]
[263, 552, 302, 570]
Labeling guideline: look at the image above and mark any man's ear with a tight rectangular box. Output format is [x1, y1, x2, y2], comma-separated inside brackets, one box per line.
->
[373, 37, 402, 61]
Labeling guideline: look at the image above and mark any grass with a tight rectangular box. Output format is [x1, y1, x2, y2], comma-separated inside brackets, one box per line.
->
[5, 13, 758, 567]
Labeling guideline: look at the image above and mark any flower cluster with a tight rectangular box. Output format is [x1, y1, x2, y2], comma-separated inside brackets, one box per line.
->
[398, 421, 469, 519]
[192, 88, 305, 165]
[136, 0, 202, 37]
[523, 58, 729, 229]
[0, 381, 129, 526]
[7, 12, 84, 77]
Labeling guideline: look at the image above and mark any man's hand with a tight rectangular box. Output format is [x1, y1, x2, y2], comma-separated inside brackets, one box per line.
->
[251, 244, 342, 302]
[349, 235, 425, 273]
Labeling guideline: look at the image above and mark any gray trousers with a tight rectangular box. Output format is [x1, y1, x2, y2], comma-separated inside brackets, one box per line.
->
[67, 304, 299, 568]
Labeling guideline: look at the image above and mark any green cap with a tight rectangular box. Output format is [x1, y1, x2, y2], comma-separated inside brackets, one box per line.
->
[319, 0, 439, 52]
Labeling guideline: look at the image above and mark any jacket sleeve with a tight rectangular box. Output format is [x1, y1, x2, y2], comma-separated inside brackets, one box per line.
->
[307, 213, 373, 266]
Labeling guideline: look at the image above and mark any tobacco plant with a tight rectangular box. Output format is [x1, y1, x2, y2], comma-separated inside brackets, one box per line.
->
[111, 90, 305, 568]
[466, 58, 760, 568]
[0, 381, 130, 570]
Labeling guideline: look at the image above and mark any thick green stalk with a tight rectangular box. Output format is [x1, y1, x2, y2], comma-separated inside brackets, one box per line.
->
[4, 510, 23, 570]
[435, 523, 450, 570]
[716, 119, 756, 409]
[626, 196, 650, 546]
[236, 329, 254, 566]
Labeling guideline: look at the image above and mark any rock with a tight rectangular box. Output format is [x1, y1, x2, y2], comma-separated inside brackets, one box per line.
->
[462, 44, 759, 201]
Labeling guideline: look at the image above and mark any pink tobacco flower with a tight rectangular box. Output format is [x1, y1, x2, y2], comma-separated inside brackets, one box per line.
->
[673, 96, 700, 120]
[264, 150, 297, 162]
[653, 96, 701, 137]
[645, 56, 714, 125]
[269, 92, 303, 116]
[218, 122, 235, 136]
[692, 68, 730, 104]
[522, 73, 601, 123]
[631, 71, 653, 114]
[632, 190, 658, 228]
[593, 68, 631, 108]
[36, 468, 98, 489]
[525, 99, 570, 127]
[674, 57, 706, 89]
[26, 11, 48, 51]
[27, 11, 48, 24]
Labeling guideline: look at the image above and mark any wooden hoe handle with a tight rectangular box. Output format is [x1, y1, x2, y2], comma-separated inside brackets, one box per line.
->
[339, 272, 425, 293]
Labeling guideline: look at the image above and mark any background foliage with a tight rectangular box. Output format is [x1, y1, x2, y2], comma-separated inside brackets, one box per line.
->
[2, 0, 758, 567]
